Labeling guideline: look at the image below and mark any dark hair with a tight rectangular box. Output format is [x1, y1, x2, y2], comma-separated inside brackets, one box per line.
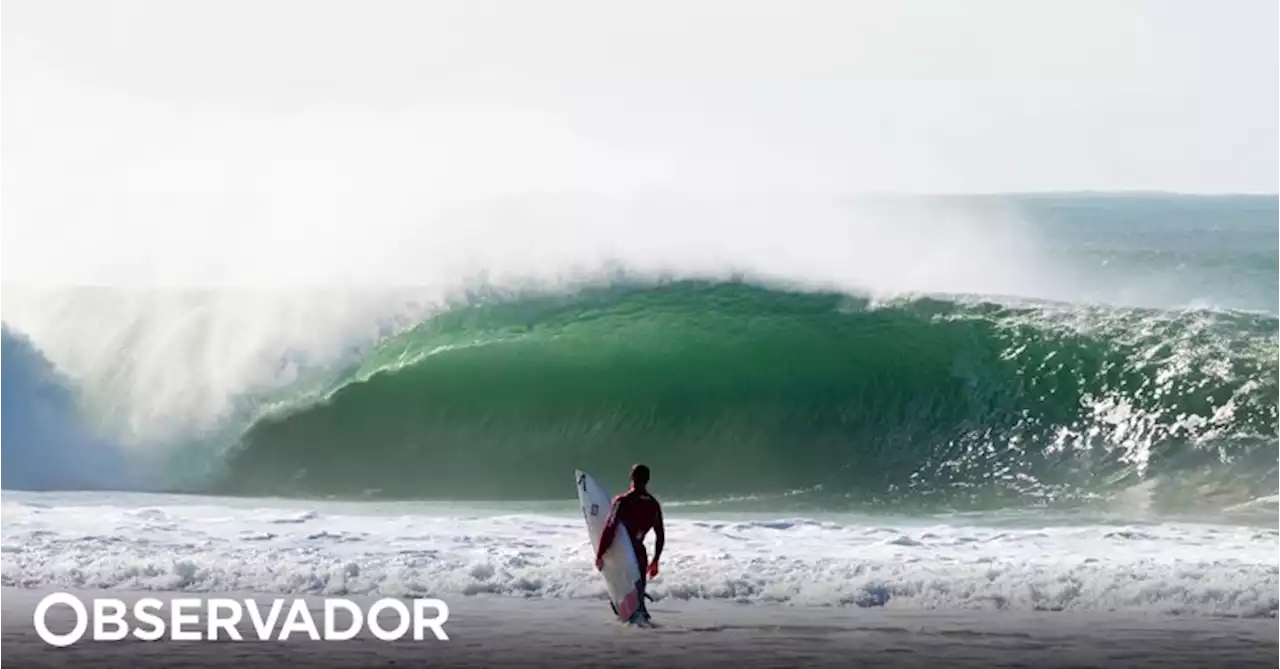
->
[630, 463, 651, 486]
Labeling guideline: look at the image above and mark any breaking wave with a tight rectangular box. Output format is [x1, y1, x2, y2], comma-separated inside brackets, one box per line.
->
[209, 280, 1278, 511]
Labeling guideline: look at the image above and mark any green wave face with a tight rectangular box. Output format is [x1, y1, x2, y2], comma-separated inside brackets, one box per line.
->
[215, 281, 1278, 511]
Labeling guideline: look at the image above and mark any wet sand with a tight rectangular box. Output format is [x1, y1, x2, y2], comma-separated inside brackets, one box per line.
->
[2, 587, 1275, 668]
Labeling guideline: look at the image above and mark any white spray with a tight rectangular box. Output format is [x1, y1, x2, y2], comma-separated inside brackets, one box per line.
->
[2, 73, 1070, 466]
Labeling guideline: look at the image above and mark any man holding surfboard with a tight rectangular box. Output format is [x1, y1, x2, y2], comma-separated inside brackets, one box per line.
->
[595, 464, 665, 617]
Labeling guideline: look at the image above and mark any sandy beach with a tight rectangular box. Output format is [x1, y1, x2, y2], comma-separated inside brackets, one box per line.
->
[2, 587, 1274, 669]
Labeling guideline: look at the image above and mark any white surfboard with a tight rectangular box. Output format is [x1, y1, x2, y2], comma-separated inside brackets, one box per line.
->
[575, 469, 646, 622]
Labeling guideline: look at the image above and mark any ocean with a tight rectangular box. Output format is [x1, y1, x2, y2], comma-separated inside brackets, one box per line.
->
[1, 194, 1276, 664]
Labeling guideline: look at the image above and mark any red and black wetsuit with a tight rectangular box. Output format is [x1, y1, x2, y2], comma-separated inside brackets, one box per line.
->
[596, 487, 664, 598]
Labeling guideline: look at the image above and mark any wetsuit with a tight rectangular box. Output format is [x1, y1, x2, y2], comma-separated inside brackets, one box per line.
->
[596, 487, 664, 613]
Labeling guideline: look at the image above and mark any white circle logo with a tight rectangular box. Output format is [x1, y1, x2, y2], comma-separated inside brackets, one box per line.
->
[33, 592, 89, 647]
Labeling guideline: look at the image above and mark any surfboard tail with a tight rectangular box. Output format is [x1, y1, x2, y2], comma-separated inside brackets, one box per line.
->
[616, 588, 641, 621]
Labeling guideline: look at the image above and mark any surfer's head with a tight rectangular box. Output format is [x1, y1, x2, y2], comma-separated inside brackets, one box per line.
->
[630, 463, 651, 489]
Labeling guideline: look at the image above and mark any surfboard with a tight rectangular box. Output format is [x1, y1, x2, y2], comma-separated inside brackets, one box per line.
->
[575, 469, 647, 623]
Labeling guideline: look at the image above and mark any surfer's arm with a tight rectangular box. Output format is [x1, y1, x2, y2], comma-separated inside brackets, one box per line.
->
[649, 503, 664, 572]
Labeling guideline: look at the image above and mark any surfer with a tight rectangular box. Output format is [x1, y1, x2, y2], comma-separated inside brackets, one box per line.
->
[595, 463, 664, 617]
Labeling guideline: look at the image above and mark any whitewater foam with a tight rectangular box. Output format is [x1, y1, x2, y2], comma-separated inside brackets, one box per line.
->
[3, 491, 1275, 618]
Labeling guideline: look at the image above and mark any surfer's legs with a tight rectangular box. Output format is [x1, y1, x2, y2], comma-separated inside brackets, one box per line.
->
[633, 540, 651, 620]
[638, 587, 650, 620]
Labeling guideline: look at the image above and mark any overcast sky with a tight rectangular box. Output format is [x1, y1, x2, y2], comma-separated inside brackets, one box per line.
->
[7, 0, 1280, 285]
[1, 0, 1277, 286]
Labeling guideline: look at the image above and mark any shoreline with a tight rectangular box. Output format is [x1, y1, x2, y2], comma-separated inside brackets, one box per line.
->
[3, 587, 1276, 668]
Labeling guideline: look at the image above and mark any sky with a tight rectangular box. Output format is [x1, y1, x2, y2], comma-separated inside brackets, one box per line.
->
[1, 0, 1277, 286]
[5, 0, 1275, 189]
